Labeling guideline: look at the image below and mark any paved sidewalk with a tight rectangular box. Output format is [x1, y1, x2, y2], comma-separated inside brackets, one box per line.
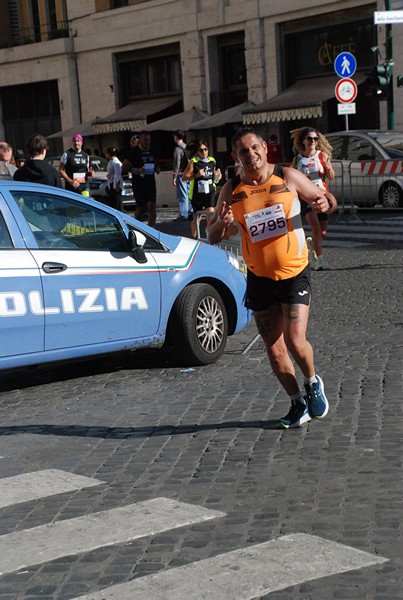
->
[0, 228, 402, 599]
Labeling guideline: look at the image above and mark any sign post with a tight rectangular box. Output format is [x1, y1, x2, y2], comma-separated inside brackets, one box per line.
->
[334, 52, 358, 130]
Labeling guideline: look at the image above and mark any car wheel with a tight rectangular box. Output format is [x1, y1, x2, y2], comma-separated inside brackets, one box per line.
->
[379, 181, 403, 208]
[168, 283, 228, 365]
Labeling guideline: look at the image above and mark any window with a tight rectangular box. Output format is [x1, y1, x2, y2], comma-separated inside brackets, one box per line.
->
[326, 136, 345, 160]
[11, 191, 128, 252]
[110, 0, 129, 7]
[0, 214, 13, 249]
[118, 45, 181, 102]
[346, 137, 382, 161]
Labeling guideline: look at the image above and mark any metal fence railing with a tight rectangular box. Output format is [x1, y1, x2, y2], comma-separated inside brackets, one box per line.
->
[328, 159, 403, 223]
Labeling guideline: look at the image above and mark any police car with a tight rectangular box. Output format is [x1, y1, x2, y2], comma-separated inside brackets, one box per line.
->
[0, 180, 250, 370]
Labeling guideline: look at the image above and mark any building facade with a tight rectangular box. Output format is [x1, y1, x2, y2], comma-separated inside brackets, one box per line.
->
[1, 0, 402, 164]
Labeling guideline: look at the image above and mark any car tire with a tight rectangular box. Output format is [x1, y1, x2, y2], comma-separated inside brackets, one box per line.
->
[379, 181, 403, 208]
[168, 283, 228, 366]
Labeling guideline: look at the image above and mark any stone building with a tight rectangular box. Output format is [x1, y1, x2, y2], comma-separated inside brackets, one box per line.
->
[0, 0, 401, 167]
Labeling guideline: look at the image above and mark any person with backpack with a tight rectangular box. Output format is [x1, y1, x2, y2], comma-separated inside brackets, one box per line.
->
[290, 127, 335, 270]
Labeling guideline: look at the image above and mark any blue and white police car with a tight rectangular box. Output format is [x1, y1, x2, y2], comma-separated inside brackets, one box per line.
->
[0, 180, 250, 370]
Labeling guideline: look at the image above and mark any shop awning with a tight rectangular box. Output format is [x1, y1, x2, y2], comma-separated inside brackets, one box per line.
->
[145, 107, 209, 132]
[243, 74, 367, 124]
[92, 96, 182, 134]
[48, 119, 104, 139]
[194, 101, 255, 129]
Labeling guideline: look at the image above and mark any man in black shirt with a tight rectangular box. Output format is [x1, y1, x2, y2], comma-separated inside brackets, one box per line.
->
[59, 134, 92, 194]
[123, 130, 160, 226]
[14, 134, 63, 188]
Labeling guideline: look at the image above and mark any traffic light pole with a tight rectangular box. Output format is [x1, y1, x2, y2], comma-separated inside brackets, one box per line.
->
[386, 0, 394, 129]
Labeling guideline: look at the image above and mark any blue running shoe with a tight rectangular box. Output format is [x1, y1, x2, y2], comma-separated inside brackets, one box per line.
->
[304, 375, 329, 419]
[278, 400, 311, 429]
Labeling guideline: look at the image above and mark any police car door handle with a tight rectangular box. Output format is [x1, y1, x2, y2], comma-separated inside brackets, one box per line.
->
[42, 262, 68, 274]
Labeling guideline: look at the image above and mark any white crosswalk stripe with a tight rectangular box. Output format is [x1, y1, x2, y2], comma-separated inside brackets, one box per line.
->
[71, 534, 388, 600]
[306, 220, 403, 247]
[0, 496, 225, 576]
[0, 469, 104, 508]
[0, 470, 389, 597]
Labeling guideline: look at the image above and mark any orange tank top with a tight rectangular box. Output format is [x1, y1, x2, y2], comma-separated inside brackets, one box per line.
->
[230, 166, 308, 280]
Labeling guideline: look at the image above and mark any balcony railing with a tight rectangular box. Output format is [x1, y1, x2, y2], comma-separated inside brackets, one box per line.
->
[0, 21, 70, 49]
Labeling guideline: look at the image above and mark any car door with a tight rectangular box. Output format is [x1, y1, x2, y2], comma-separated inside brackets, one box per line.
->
[344, 136, 383, 205]
[0, 201, 44, 359]
[7, 188, 161, 352]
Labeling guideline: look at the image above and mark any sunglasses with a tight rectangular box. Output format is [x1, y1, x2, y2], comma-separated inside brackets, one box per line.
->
[199, 147, 208, 151]
[306, 136, 318, 142]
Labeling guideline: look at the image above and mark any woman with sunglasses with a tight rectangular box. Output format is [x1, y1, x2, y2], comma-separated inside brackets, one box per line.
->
[182, 139, 221, 238]
[290, 127, 335, 270]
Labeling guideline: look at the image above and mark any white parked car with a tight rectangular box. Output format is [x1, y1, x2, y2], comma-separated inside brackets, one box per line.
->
[47, 155, 134, 209]
[325, 130, 403, 208]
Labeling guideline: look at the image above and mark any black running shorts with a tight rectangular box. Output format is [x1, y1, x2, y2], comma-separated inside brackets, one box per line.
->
[245, 264, 311, 311]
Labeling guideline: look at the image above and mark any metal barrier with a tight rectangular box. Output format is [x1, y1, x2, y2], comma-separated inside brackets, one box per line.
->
[326, 160, 362, 224]
[195, 210, 242, 257]
[329, 159, 403, 223]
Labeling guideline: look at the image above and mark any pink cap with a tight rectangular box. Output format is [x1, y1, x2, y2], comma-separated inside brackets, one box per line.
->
[72, 134, 83, 142]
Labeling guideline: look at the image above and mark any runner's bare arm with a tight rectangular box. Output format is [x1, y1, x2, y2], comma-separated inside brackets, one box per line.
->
[284, 166, 338, 214]
[182, 160, 195, 181]
[207, 181, 236, 244]
[321, 151, 336, 181]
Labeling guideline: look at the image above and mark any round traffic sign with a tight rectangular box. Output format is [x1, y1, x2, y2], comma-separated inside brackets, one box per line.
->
[335, 78, 358, 103]
[334, 52, 357, 78]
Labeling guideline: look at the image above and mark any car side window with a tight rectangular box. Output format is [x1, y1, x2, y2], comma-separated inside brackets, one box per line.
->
[0, 212, 13, 248]
[346, 137, 383, 161]
[125, 222, 166, 252]
[10, 191, 128, 252]
[326, 136, 345, 160]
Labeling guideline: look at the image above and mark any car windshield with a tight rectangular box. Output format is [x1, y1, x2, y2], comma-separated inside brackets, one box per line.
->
[90, 156, 108, 171]
[373, 133, 403, 158]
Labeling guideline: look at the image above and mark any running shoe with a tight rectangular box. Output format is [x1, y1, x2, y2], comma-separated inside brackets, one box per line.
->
[315, 256, 325, 271]
[306, 236, 317, 262]
[304, 375, 329, 419]
[278, 399, 311, 429]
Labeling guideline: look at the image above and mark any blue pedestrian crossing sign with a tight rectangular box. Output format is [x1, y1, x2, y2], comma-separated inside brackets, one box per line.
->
[334, 52, 357, 78]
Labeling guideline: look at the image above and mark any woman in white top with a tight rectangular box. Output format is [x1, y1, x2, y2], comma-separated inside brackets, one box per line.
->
[291, 127, 335, 270]
[105, 146, 124, 211]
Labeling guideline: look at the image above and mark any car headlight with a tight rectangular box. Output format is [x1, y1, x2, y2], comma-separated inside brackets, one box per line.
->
[226, 251, 246, 273]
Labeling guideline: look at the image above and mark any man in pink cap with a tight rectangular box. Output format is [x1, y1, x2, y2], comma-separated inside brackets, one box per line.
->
[59, 134, 93, 194]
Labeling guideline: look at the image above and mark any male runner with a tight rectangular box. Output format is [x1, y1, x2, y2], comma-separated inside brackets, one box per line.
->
[207, 127, 337, 428]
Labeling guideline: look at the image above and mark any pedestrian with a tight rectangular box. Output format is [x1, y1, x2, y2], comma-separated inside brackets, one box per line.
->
[182, 139, 221, 238]
[15, 149, 26, 168]
[122, 130, 160, 227]
[105, 146, 124, 211]
[0, 142, 17, 176]
[290, 126, 335, 271]
[13, 134, 63, 188]
[59, 134, 93, 195]
[172, 130, 193, 222]
[266, 134, 284, 164]
[207, 126, 337, 429]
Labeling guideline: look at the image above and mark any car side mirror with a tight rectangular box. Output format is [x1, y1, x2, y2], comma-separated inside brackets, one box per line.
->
[128, 230, 147, 263]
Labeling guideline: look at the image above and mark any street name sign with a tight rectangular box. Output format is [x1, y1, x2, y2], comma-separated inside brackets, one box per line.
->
[374, 11, 403, 24]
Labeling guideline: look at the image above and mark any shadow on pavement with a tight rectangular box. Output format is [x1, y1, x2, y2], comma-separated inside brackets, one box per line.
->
[0, 419, 282, 438]
[0, 348, 189, 392]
